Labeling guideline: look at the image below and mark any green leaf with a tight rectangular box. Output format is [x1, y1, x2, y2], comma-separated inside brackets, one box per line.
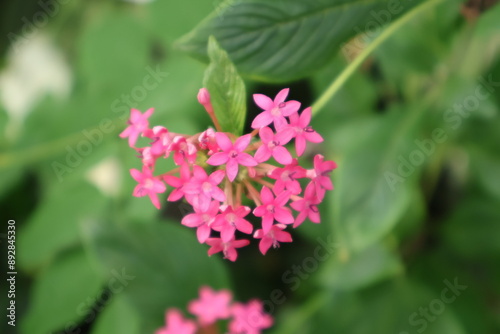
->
[18, 180, 108, 271]
[84, 219, 231, 333]
[319, 243, 403, 291]
[332, 109, 424, 253]
[21, 248, 104, 334]
[178, 0, 413, 82]
[92, 296, 140, 334]
[203, 36, 247, 136]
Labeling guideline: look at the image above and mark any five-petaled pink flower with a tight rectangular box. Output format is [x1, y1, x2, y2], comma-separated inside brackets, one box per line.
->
[206, 133, 257, 182]
[181, 201, 220, 243]
[286, 107, 323, 156]
[156, 309, 196, 334]
[119, 108, 154, 147]
[206, 237, 250, 262]
[253, 187, 294, 234]
[254, 224, 292, 255]
[170, 136, 197, 166]
[212, 205, 253, 242]
[308, 154, 337, 200]
[254, 127, 295, 165]
[251, 88, 301, 129]
[188, 286, 232, 326]
[268, 159, 307, 195]
[290, 183, 321, 227]
[182, 166, 226, 211]
[130, 166, 166, 209]
[229, 300, 274, 334]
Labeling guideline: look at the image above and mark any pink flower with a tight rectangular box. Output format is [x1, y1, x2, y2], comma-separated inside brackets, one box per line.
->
[286, 107, 323, 156]
[119, 108, 154, 147]
[268, 159, 307, 195]
[164, 164, 191, 201]
[181, 201, 220, 243]
[308, 154, 337, 199]
[290, 183, 321, 227]
[183, 166, 226, 211]
[156, 309, 197, 334]
[253, 187, 294, 234]
[130, 166, 166, 209]
[206, 133, 257, 182]
[254, 224, 292, 255]
[206, 237, 250, 262]
[254, 127, 295, 165]
[251, 88, 300, 129]
[170, 136, 197, 165]
[212, 205, 253, 242]
[229, 300, 273, 334]
[188, 286, 232, 325]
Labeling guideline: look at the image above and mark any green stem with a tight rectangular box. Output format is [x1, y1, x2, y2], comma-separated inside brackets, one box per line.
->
[311, 0, 446, 116]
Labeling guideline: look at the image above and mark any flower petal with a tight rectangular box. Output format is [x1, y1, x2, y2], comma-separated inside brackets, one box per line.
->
[251, 111, 274, 129]
[215, 132, 233, 151]
[207, 152, 229, 166]
[226, 158, 239, 182]
[273, 146, 292, 165]
[274, 207, 294, 224]
[253, 94, 274, 110]
[236, 153, 258, 167]
[234, 134, 252, 152]
[273, 88, 289, 104]
[295, 135, 307, 157]
[254, 146, 272, 163]
[259, 237, 273, 255]
[281, 100, 301, 116]
[259, 127, 274, 143]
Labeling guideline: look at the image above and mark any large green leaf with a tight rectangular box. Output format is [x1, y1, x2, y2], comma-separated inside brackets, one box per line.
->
[18, 180, 107, 271]
[203, 36, 247, 135]
[84, 219, 231, 333]
[177, 0, 412, 82]
[331, 109, 425, 253]
[21, 249, 104, 334]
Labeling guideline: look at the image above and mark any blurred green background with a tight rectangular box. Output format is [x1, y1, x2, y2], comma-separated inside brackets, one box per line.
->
[1, 0, 499, 333]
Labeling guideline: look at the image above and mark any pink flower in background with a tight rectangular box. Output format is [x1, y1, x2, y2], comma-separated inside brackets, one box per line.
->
[286, 107, 323, 156]
[188, 286, 232, 325]
[254, 224, 292, 255]
[253, 187, 294, 234]
[254, 127, 295, 165]
[206, 237, 250, 262]
[229, 300, 273, 334]
[157, 286, 273, 334]
[251, 88, 300, 129]
[156, 309, 196, 334]
[207, 133, 258, 181]
[130, 166, 166, 209]
[121, 87, 335, 260]
[119, 108, 154, 147]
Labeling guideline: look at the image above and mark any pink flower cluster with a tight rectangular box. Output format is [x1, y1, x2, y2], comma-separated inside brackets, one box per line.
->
[156, 286, 273, 334]
[120, 88, 336, 261]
